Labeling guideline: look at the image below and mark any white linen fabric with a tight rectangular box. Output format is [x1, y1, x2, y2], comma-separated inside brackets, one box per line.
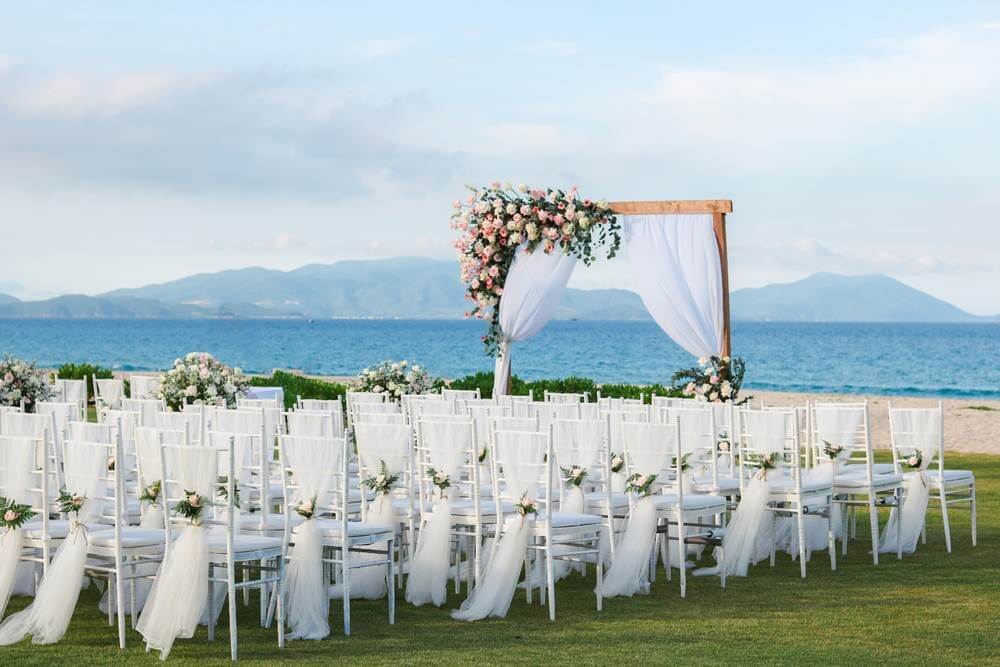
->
[406, 421, 470, 607]
[0, 437, 35, 618]
[0, 441, 107, 646]
[879, 409, 940, 554]
[493, 245, 577, 396]
[598, 422, 671, 598]
[696, 411, 786, 579]
[452, 430, 543, 621]
[285, 412, 332, 438]
[283, 437, 339, 640]
[136, 446, 217, 659]
[624, 214, 723, 357]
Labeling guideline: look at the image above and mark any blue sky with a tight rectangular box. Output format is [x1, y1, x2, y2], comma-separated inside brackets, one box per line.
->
[1, 1, 998, 313]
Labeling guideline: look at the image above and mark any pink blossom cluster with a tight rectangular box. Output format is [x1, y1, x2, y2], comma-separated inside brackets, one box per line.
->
[450, 183, 620, 354]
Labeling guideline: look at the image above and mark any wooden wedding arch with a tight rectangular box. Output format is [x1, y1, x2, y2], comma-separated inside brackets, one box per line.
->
[605, 199, 733, 357]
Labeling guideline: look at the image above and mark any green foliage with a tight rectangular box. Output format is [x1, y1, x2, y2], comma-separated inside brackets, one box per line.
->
[55, 363, 115, 380]
[250, 370, 349, 409]
[446, 371, 685, 402]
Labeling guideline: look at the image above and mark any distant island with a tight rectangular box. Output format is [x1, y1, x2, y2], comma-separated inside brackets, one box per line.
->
[0, 258, 995, 323]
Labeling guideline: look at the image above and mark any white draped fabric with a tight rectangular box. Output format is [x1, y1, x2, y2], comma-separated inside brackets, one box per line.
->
[0, 442, 107, 646]
[697, 411, 787, 579]
[598, 422, 671, 598]
[551, 419, 603, 579]
[136, 446, 216, 659]
[283, 437, 339, 640]
[130, 376, 162, 400]
[406, 421, 470, 607]
[452, 430, 543, 621]
[814, 405, 864, 541]
[880, 409, 941, 554]
[350, 423, 411, 600]
[624, 214, 723, 357]
[492, 246, 577, 396]
[0, 437, 35, 619]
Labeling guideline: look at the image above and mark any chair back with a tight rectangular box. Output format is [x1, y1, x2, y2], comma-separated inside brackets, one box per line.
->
[129, 375, 162, 399]
[93, 377, 125, 409]
[888, 401, 943, 474]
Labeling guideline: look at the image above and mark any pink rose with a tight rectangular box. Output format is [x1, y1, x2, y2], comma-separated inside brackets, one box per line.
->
[4, 510, 17, 522]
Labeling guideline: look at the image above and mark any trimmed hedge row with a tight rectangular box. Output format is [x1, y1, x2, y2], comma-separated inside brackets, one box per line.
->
[445, 372, 684, 402]
[249, 370, 350, 409]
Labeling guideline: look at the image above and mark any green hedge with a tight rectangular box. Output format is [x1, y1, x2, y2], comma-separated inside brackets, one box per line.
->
[250, 370, 350, 409]
[445, 371, 684, 402]
[55, 363, 116, 381]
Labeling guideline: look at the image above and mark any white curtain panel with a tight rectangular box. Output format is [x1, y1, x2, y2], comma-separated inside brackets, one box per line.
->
[493, 246, 577, 396]
[625, 214, 723, 358]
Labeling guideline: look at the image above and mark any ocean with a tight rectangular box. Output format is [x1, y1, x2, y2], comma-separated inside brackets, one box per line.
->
[0, 319, 997, 399]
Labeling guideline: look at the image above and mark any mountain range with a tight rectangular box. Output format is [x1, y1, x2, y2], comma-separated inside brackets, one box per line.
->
[0, 258, 995, 323]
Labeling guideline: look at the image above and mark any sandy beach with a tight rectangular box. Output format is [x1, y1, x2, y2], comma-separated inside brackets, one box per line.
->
[753, 390, 1000, 455]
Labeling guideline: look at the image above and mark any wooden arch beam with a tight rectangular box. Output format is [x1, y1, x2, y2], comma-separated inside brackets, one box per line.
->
[608, 199, 733, 359]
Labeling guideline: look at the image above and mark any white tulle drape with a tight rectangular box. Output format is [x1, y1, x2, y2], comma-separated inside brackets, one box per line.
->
[282, 437, 339, 640]
[492, 245, 577, 396]
[0, 442, 107, 646]
[348, 423, 410, 600]
[0, 437, 35, 619]
[452, 430, 542, 621]
[407, 421, 469, 607]
[696, 412, 786, 578]
[598, 423, 670, 598]
[624, 214, 723, 357]
[880, 409, 940, 554]
[136, 446, 216, 659]
[551, 419, 602, 580]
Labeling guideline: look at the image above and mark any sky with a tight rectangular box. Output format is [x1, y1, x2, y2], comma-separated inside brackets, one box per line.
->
[1, 1, 999, 314]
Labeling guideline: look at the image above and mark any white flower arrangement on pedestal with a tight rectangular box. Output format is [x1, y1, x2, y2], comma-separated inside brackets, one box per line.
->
[357, 360, 435, 401]
[157, 352, 249, 410]
[0, 354, 55, 411]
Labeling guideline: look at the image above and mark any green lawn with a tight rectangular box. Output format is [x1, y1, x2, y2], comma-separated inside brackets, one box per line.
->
[4, 454, 998, 666]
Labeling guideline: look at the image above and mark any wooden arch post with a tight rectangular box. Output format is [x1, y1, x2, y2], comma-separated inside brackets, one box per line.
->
[606, 199, 733, 358]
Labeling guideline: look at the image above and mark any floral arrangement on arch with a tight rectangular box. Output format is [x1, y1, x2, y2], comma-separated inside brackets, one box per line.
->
[451, 183, 621, 354]
[157, 352, 249, 411]
[0, 354, 55, 411]
[672, 355, 749, 404]
[357, 360, 435, 401]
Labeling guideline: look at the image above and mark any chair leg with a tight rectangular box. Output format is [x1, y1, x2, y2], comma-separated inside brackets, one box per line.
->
[115, 562, 126, 649]
[387, 538, 395, 626]
[544, 547, 556, 621]
[769, 513, 777, 568]
[841, 501, 849, 556]
[971, 482, 977, 547]
[342, 547, 351, 636]
[676, 514, 686, 598]
[228, 560, 238, 661]
[939, 490, 952, 553]
[796, 509, 807, 578]
[595, 552, 603, 612]
[663, 523, 672, 582]
[868, 496, 880, 565]
[895, 490, 902, 561]
[275, 555, 285, 648]
[207, 565, 216, 642]
[827, 511, 837, 571]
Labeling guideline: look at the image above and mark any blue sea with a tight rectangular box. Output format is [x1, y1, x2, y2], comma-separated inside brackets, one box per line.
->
[0, 319, 997, 399]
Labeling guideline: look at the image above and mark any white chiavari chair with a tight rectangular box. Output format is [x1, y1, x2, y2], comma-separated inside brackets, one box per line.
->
[129, 375, 162, 400]
[442, 388, 481, 401]
[295, 398, 345, 435]
[543, 391, 589, 404]
[155, 411, 202, 445]
[93, 377, 125, 410]
[53, 377, 88, 413]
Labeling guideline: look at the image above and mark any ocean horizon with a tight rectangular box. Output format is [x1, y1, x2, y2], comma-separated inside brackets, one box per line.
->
[1, 318, 997, 399]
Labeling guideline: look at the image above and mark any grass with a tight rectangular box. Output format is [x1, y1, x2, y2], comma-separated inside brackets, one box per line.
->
[964, 405, 997, 412]
[3, 454, 998, 666]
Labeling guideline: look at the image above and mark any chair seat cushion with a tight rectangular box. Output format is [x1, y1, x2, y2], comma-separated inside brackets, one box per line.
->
[206, 533, 283, 554]
[269, 483, 373, 503]
[834, 471, 904, 488]
[767, 478, 832, 494]
[450, 499, 514, 516]
[690, 476, 740, 493]
[925, 469, 974, 484]
[653, 494, 727, 511]
[584, 491, 631, 510]
[296, 519, 394, 539]
[23, 519, 111, 540]
[239, 513, 303, 531]
[87, 527, 164, 549]
[547, 512, 603, 528]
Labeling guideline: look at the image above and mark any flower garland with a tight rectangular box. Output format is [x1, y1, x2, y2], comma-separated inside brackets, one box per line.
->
[357, 360, 435, 401]
[0, 354, 55, 411]
[451, 183, 621, 355]
[158, 352, 249, 411]
[672, 355, 749, 404]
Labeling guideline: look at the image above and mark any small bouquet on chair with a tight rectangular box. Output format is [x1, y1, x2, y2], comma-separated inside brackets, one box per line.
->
[216, 475, 241, 508]
[139, 480, 162, 505]
[514, 495, 537, 517]
[744, 452, 778, 477]
[362, 460, 400, 495]
[0, 497, 36, 532]
[56, 488, 86, 518]
[900, 450, 922, 470]
[625, 473, 657, 497]
[426, 467, 451, 497]
[174, 490, 208, 525]
[295, 495, 318, 520]
[822, 441, 846, 460]
[561, 466, 588, 487]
